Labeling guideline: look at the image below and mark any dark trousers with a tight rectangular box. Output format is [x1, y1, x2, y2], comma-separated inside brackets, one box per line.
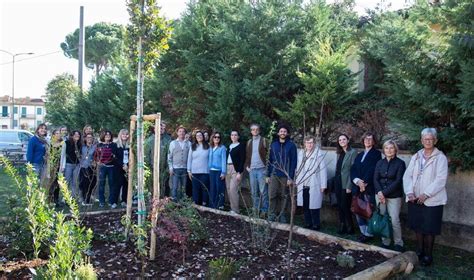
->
[335, 184, 354, 230]
[209, 170, 225, 209]
[269, 175, 289, 222]
[79, 167, 97, 204]
[49, 179, 60, 204]
[302, 188, 321, 228]
[191, 173, 210, 206]
[111, 166, 127, 204]
[98, 165, 114, 204]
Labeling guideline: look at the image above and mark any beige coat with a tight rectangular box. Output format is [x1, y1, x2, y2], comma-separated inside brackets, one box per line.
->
[296, 149, 327, 209]
[403, 148, 448, 206]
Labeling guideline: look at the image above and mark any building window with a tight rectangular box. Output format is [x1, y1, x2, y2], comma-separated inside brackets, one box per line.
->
[13, 106, 18, 114]
[1, 125, 7, 129]
[37, 107, 42, 115]
[1, 106, 8, 117]
[13, 120, 18, 128]
[21, 107, 27, 118]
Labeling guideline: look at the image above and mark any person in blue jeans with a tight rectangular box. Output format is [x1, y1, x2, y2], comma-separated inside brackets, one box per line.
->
[350, 132, 382, 243]
[244, 124, 269, 214]
[187, 131, 210, 206]
[208, 132, 227, 209]
[94, 130, 117, 207]
[168, 126, 191, 201]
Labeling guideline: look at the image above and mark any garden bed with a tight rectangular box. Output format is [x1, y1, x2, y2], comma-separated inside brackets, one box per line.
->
[0, 206, 399, 279]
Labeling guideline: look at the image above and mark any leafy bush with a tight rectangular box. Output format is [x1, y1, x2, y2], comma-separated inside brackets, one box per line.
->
[208, 257, 240, 280]
[74, 262, 97, 280]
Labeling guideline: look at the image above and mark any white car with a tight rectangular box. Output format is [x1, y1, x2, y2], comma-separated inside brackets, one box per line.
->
[0, 129, 34, 159]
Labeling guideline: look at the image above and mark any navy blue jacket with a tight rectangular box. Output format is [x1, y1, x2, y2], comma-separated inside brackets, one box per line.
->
[26, 135, 47, 165]
[267, 138, 297, 180]
[373, 157, 406, 198]
[350, 147, 382, 198]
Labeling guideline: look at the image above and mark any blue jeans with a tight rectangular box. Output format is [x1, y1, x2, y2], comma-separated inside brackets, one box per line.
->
[249, 167, 268, 213]
[209, 170, 225, 209]
[171, 168, 187, 201]
[98, 165, 114, 204]
[64, 163, 79, 198]
[32, 163, 44, 183]
[191, 173, 210, 206]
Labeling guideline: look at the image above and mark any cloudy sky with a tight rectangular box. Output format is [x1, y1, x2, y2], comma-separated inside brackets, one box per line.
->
[0, 0, 409, 99]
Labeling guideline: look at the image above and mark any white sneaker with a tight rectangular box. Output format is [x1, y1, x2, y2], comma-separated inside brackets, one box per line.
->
[81, 201, 86, 206]
[229, 210, 237, 215]
[111, 203, 117, 209]
[121, 202, 127, 207]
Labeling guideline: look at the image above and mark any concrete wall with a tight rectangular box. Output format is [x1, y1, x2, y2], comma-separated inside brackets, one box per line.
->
[319, 147, 474, 251]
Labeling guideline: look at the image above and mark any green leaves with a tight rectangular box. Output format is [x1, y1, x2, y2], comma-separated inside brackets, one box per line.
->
[61, 22, 125, 74]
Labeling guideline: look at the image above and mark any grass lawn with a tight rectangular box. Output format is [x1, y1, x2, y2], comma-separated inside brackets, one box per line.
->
[0, 168, 18, 217]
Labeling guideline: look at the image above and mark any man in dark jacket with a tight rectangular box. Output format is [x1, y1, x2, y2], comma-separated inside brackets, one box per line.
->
[266, 124, 297, 223]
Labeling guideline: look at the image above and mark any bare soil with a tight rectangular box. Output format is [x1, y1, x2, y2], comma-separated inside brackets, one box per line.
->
[0, 210, 387, 279]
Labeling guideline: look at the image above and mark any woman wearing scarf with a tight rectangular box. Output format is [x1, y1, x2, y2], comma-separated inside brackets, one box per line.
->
[27, 123, 48, 183]
[47, 129, 65, 205]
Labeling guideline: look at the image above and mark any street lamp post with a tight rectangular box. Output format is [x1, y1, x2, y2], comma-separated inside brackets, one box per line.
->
[0, 50, 34, 129]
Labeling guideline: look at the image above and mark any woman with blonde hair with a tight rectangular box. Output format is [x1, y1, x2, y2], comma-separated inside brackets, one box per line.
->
[374, 140, 406, 251]
[111, 129, 130, 208]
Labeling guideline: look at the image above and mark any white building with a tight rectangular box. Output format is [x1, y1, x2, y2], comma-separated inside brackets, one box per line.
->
[0, 95, 46, 131]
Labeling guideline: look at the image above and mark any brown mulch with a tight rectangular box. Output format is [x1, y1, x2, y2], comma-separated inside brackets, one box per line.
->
[0, 210, 388, 279]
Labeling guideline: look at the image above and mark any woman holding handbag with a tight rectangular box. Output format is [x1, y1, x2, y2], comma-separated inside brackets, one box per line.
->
[403, 128, 448, 266]
[334, 134, 357, 234]
[373, 140, 406, 251]
[351, 132, 382, 243]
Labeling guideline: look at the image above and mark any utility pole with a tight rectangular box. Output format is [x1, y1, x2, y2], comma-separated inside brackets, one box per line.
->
[78, 6, 85, 92]
[0, 50, 34, 128]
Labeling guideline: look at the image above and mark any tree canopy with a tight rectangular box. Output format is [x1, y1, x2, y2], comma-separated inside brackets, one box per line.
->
[61, 22, 125, 74]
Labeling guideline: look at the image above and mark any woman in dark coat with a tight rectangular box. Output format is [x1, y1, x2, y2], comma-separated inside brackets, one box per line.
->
[350, 132, 382, 243]
[374, 140, 406, 251]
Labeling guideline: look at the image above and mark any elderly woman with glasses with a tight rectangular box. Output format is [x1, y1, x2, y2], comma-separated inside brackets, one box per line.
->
[403, 128, 448, 266]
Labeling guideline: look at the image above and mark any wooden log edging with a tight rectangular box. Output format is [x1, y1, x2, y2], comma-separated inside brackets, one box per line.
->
[193, 205, 399, 258]
[194, 205, 420, 279]
[344, 251, 418, 280]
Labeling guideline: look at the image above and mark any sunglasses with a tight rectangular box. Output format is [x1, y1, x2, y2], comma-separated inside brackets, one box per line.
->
[213, 136, 221, 139]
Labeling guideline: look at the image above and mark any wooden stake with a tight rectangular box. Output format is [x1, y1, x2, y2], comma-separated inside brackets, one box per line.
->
[125, 118, 136, 237]
[149, 113, 161, 260]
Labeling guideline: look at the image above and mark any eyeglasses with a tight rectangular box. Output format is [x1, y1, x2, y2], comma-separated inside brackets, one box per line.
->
[231, 134, 238, 136]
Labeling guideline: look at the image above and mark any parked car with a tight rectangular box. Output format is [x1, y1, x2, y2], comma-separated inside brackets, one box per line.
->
[0, 129, 34, 159]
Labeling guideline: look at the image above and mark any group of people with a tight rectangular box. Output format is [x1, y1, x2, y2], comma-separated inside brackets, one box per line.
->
[26, 121, 448, 267]
[332, 128, 447, 266]
[26, 124, 130, 208]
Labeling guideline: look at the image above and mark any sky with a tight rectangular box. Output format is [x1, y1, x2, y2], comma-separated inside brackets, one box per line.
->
[0, 0, 410, 99]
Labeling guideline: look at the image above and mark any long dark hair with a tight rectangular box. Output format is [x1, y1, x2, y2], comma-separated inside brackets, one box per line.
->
[336, 133, 351, 154]
[192, 131, 209, 151]
[68, 130, 82, 145]
[100, 130, 113, 143]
